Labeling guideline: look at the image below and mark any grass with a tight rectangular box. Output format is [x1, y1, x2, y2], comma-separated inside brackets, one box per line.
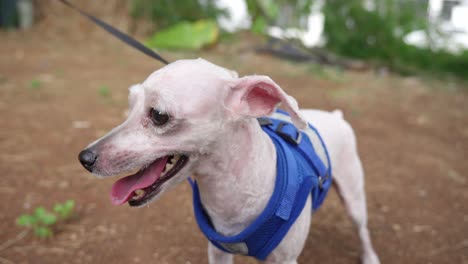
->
[29, 79, 42, 89]
[98, 85, 111, 97]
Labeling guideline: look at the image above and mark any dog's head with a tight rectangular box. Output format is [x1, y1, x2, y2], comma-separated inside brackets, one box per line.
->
[78, 58, 307, 207]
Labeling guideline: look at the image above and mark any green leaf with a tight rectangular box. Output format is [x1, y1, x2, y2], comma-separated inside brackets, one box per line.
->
[53, 204, 64, 214]
[145, 20, 219, 50]
[17, 214, 37, 227]
[34, 226, 53, 238]
[54, 200, 75, 219]
[63, 200, 75, 214]
[40, 213, 57, 226]
[34, 207, 46, 217]
[35, 207, 57, 226]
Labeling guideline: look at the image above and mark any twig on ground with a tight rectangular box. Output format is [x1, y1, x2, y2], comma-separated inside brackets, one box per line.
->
[430, 239, 468, 256]
[0, 230, 29, 252]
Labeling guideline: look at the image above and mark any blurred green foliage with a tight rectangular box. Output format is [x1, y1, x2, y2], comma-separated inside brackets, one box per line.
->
[131, 0, 467, 79]
[130, 0, 225, 29]
[323, 0, 468, 79]
[146, 20, 218, 50]
[324, 0, 426, 60]
[251, 16, 267, 35]
[246, 0, 314, 32]
[246, 0, 468, 79]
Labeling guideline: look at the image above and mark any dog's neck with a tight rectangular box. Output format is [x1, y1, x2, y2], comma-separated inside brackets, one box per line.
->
[194, 118, 277, 236]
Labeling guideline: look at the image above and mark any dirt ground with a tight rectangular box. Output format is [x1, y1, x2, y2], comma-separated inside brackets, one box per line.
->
[1, 16, 468, 264]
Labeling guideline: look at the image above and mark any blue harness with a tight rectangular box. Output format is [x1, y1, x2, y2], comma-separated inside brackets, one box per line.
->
[188, 110, 332, 260]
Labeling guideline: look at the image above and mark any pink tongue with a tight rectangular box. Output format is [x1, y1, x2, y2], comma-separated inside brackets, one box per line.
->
[110, 157, 168, 205]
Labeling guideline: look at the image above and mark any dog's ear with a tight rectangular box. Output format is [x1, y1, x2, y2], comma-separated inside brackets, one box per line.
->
[225, 75, 307, 129]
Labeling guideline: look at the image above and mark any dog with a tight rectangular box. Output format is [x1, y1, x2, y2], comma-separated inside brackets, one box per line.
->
[78, 58, 380, 264]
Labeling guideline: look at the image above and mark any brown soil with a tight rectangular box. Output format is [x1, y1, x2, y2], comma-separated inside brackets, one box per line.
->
[1, 10, 467, 264]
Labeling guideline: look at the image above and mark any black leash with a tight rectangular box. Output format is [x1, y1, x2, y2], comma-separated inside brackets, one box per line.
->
[58, 0, 169, 65]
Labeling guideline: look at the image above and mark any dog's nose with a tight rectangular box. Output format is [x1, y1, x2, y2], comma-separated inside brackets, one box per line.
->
[78, 149, 97, 172]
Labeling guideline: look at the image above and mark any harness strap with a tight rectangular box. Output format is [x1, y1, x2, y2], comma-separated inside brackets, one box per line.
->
[189, 110, 332, 260]
[190, 131, 314, 260]
[268, 110, 332, 211]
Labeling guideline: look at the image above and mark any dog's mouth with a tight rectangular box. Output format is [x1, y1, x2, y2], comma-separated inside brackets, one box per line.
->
[110, 154, 189, 207]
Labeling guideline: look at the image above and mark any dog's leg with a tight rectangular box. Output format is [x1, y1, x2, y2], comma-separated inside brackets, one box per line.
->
[208, 242, 233, 264]
[333, 131, 380, 264]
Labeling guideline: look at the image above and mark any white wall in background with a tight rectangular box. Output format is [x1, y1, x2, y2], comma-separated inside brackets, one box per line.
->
[451, 5, 468, 30]
[428, 0, 468, 30]
[215, 0, 250, 32]
[406, 0, 468, 53]
[267, 0, 325, 47]
[214, 0, 325, 47]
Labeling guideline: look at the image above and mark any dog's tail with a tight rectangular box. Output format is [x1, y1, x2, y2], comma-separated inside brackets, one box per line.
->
[332, 109, 344, 119]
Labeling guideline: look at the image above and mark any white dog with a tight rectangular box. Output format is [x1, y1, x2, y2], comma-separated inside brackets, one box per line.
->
[78, 58, 380, 264]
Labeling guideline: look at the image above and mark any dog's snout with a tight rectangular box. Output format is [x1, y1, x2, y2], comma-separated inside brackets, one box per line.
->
[78, 149, 97, 172]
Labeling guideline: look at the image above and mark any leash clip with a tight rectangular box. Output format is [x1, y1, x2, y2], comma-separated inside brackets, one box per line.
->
[257, 117, 273, 126]
[275, 122, 302, 145]
[318, 172, 330, 190]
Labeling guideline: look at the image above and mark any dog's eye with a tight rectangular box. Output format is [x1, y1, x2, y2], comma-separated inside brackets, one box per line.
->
[150, 108, 170, 126]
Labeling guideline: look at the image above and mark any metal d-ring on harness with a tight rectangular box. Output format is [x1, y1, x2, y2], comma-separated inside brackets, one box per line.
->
[257, 117, 302, 147]
[275, 121, 303, 145]
[318, 172, 330, 190]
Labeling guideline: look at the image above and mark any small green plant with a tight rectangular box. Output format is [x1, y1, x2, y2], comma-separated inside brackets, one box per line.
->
[98, 85, 110, 97]
[16, 200, 75, 238]
[30, 79, 42, 89]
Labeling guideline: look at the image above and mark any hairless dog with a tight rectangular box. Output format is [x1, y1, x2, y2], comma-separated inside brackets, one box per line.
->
[79, 58, 380, 264]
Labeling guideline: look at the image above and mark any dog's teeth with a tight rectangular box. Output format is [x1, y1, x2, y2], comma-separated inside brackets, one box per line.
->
[133, 189, 145, 200]
[165, 162, 174, 172]
[168, 155, 174, 164]
[162, 155, 181, 176]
